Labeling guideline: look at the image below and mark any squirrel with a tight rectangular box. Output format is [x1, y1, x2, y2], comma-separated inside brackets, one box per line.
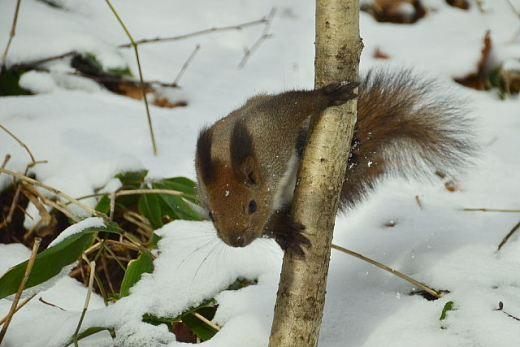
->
[195, 70, 475, 256]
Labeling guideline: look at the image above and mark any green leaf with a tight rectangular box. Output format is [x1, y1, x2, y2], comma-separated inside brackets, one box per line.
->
[182, 313, 218, 341]
[440, 301, 455, 321]
[158, 194, 203, 221]
[95, 195, 111, 215]
[0, 224, 119, 299]
[116, 170, 148, 189]
[107, 66, 133, 78]
[0, 67, 32, 96]
[119, 251, 154, 297]
[153, 177, 199, 203]
[138, 193, 163, 229]
[65, 327, 114, 347]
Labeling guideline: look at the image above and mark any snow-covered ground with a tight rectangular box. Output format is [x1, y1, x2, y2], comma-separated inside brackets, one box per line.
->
[1, 0, 520, 346]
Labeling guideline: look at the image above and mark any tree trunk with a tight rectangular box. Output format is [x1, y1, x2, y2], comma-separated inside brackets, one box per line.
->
[268, 1, 362, 346]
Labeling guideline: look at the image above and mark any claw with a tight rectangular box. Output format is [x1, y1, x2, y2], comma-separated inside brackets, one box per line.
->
[322, 81, 359, 106]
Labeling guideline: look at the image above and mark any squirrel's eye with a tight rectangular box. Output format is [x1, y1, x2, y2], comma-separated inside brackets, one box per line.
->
[209, 212, 214, 221]
[248, 200, 257, 214]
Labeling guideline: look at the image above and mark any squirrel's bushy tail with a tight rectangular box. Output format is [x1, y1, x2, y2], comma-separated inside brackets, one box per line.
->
[340, 69, 477, 207]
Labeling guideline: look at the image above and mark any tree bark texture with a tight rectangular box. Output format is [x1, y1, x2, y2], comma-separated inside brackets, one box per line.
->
[268, 1, 362, 346]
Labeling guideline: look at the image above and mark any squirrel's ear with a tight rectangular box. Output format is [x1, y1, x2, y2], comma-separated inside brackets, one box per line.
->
[196, 126, 215, 184]
[230, 120, 262, 185]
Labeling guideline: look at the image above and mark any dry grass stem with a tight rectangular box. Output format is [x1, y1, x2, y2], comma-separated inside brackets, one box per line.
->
[1, 0, 22, 67]
[105, 0, 158, 155]
[0, 123, 36, 165]
[193, 312, 221, 331]
[173, 44, 201, 86]
[0, 294, 35, 325]
[497, 221, 520, 251]
[238, 8, 276, 68]
[0, 238, 41, 343]
[118, 16, 269, 48]
[0, 168, 104, 218]
[331, 243, 442, 299]
[72, 261, 96, 347]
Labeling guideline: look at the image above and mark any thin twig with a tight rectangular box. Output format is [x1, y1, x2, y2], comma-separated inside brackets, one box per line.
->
[193, 312, 221, 331]
[105, 0, 158, 155]
[72, 260, 96, 347]
[496, 301, 520, 321]
[238, 8, 276, 69]
[0, 294, 35, 325]
[118, 17, 269, 48]
[173, 44, 200, 86]
[11, 51, 76, 70]
[331, 243, 442, 299]
[0, 123, 36, 165]
[0, 168, 104, 218]
[0, 238, 41, 344]
[463, 208, 520, 213]
[1, 0, 22, 67]
[497, 221, 520, 251]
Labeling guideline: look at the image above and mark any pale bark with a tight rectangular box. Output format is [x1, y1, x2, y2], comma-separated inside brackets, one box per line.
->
[268, 1, 362, 346]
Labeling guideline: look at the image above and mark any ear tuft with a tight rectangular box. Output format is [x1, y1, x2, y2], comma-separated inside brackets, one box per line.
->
[196, 126, 215, 183]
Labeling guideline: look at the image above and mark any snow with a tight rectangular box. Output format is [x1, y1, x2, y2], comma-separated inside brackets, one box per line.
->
[48, 217, 105, 247]
[1, 0, 520, 346]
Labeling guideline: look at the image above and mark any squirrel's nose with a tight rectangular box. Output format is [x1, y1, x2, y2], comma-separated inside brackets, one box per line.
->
[229, 233, 247, 247]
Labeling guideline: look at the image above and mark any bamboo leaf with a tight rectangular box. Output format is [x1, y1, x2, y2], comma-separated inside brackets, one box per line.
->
[119, 251, 154, 297]
[0, 224, 119, 299]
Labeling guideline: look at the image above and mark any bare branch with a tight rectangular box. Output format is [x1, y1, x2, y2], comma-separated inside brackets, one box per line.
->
[118, 16, 269, 48]
[173, 44, 201, 86]
[463, 208, 520, 213]
[497, 220, 520, 251]
[238, 8, 276, 69]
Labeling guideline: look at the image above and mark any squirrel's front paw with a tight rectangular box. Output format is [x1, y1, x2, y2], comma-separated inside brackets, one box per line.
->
[274, 220, 311, 259]
[322, 81, 359, 106]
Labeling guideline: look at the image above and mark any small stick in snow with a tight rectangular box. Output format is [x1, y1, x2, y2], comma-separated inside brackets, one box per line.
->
[173, 44, 201, 86]
[105, 0, 158, 156]
[1, 154, 11, 169]
[238, 8, 276, 69]
[0, 238, 41, 344]
[415, 195, 423, 209]
[496, 301, 520, 322]
[497, 220, 520, 251]
[331, 243, 443, 299]
[72, 261, 96, 347]
[462, 208, 520, 213]
[38, 297, 66, 311]
[0, 0, 22, 68]
[118, 16, 269, 48]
